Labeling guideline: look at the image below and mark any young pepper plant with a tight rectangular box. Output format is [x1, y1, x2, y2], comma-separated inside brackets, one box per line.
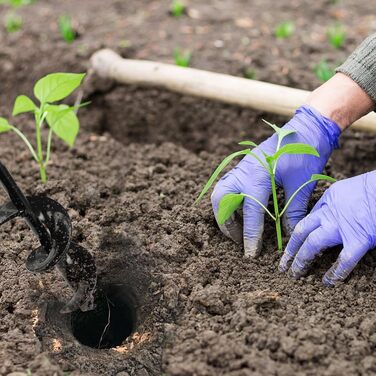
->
[0, 72, 87, 183]
[196, 120, 336, 251]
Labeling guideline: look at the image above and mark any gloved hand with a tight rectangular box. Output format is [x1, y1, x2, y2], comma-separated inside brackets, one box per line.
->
[211, 105, 341, 257]
[279, 171, 376, 285]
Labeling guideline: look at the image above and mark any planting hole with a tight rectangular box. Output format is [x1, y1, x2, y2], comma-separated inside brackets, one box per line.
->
[70, 284, 136, 349]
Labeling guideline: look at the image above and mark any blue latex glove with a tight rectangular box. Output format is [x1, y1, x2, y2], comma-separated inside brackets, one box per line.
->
[279, 172, 376, 285]
[211, 105, 341, 257]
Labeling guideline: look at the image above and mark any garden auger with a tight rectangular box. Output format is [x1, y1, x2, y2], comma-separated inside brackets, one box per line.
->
[0, 162, 97, 313]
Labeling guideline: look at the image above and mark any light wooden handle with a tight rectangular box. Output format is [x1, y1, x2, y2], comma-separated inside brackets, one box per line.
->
[91, 49, 376, 133]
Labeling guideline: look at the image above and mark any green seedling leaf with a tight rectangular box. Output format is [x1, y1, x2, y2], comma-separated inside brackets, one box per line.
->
[46, 105, 79, 146]
[313, 60, 335, 82]
[173, 48, 192, 67]
[238, 140, 258, 148]
[261, 119, 296, 140]
[34, 72, 85, 104]
[280, 173, 336, 217]
[195, 149, 250, 204]
[217, 193, 244, 225]
[45, 101, 90, 117]
[5, 13, 22, 33]
[170, 0, 185, 17]
[274, 21, 295, 39]
[12, 95, 36, 116]
[59, 15, 76, 43]
[326, 23, 346, 49]
[262, 119, 281, 134]
[0, 117, 12, 133]
[310, 173, 336, 183]
[273, 143, 319, 162]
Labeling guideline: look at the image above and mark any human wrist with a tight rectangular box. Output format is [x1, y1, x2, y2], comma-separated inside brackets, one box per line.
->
[306, 73, 374, 131]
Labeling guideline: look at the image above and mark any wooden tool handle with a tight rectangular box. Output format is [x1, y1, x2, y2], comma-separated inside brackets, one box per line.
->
[91, 49, 376, 133]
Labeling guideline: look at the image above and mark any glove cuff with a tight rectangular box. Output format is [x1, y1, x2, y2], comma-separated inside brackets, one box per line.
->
[295, 105, 341, 150]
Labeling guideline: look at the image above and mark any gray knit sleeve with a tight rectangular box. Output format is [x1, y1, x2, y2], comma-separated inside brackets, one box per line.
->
[336, 33, 376, 102]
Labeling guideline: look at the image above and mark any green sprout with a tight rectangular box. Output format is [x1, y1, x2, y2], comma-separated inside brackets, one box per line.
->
[0, 0, 34, 6]
[59, 15, 77, 43]
[1, 0, 35, 33]
[243, 67, 256, 80]
[0, 72, 88, 183]
[196, 120, 335, 251]
[173, 48, 192, 67]
[170, 0, 185, 17]
[5, 12, 22, 32]
[274, 21, 295, 39]
[326, 23, 346, 49]
[313, 60, 335, 82]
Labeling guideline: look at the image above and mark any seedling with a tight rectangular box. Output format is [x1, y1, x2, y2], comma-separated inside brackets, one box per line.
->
[313, 60, 335, 82]
[173, 48, 192, 67]
[0, 0, 35, 6]
[1, 0, 35, 33]
[243, 67, 256, 80]
[0, 72, 87, 183]
[4, 12, 22, 32]
[59, 15, 77, 43]
[274, 21, 295, 39]
[196, 120, 335, 251]
[326, 23, 346, 49]
[170, 0, 185, 17]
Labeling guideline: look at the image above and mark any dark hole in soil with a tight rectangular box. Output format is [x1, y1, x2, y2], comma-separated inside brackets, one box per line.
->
[70, 284, 136, 349]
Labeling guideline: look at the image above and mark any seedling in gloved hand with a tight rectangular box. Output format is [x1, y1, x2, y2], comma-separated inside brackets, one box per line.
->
[0, 72, 88, 183]
[196, 120, 336, 251]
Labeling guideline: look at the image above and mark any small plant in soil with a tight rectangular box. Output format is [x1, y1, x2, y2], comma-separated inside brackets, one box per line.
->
[173, 48, 192, 67]
[326, 23, 346, 49]
[313, 60, 335, 82]
[59, 15, 77, 43]
[4, 12, 22, 32]
[0, 72, 87, 183]
[274, 21, 295, 39]
[243, 67, 256, 80]
[1, 0, 35, 32]
[196, 120, 335, 251]
[170, 0, 185, 17]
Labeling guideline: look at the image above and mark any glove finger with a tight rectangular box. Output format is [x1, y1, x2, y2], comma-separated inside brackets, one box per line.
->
[322, 242, 370, 286]
[211, 175, 242, 244]
[279, 210, 321, 272]
[282, 181, 316, 235]
[242, 182, 271, 258]
[289, 224, 341, 279]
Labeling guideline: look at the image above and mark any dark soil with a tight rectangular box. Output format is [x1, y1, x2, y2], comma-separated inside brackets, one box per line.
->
[1, 1, 376, 375]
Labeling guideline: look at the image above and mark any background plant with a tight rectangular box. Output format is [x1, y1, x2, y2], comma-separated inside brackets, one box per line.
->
[0, 72, 87, 183]
[4, 13, 22, 32]
[170, 0, 185, 17]
[274, 21, 295, 39]
[326, 23, 346, 49]
[0, 0, 35, 33]
[173, 48, 192, 67]
[59, 15, 77, 43]
[196, 120, 335, 251]
[313, 60, 335, 82]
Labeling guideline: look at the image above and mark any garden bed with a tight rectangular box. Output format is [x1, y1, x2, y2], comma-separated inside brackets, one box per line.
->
[1, 1, 376, 375]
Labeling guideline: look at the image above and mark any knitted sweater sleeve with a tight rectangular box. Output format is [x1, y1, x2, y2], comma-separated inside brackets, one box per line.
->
[336, 33, 376, 102]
